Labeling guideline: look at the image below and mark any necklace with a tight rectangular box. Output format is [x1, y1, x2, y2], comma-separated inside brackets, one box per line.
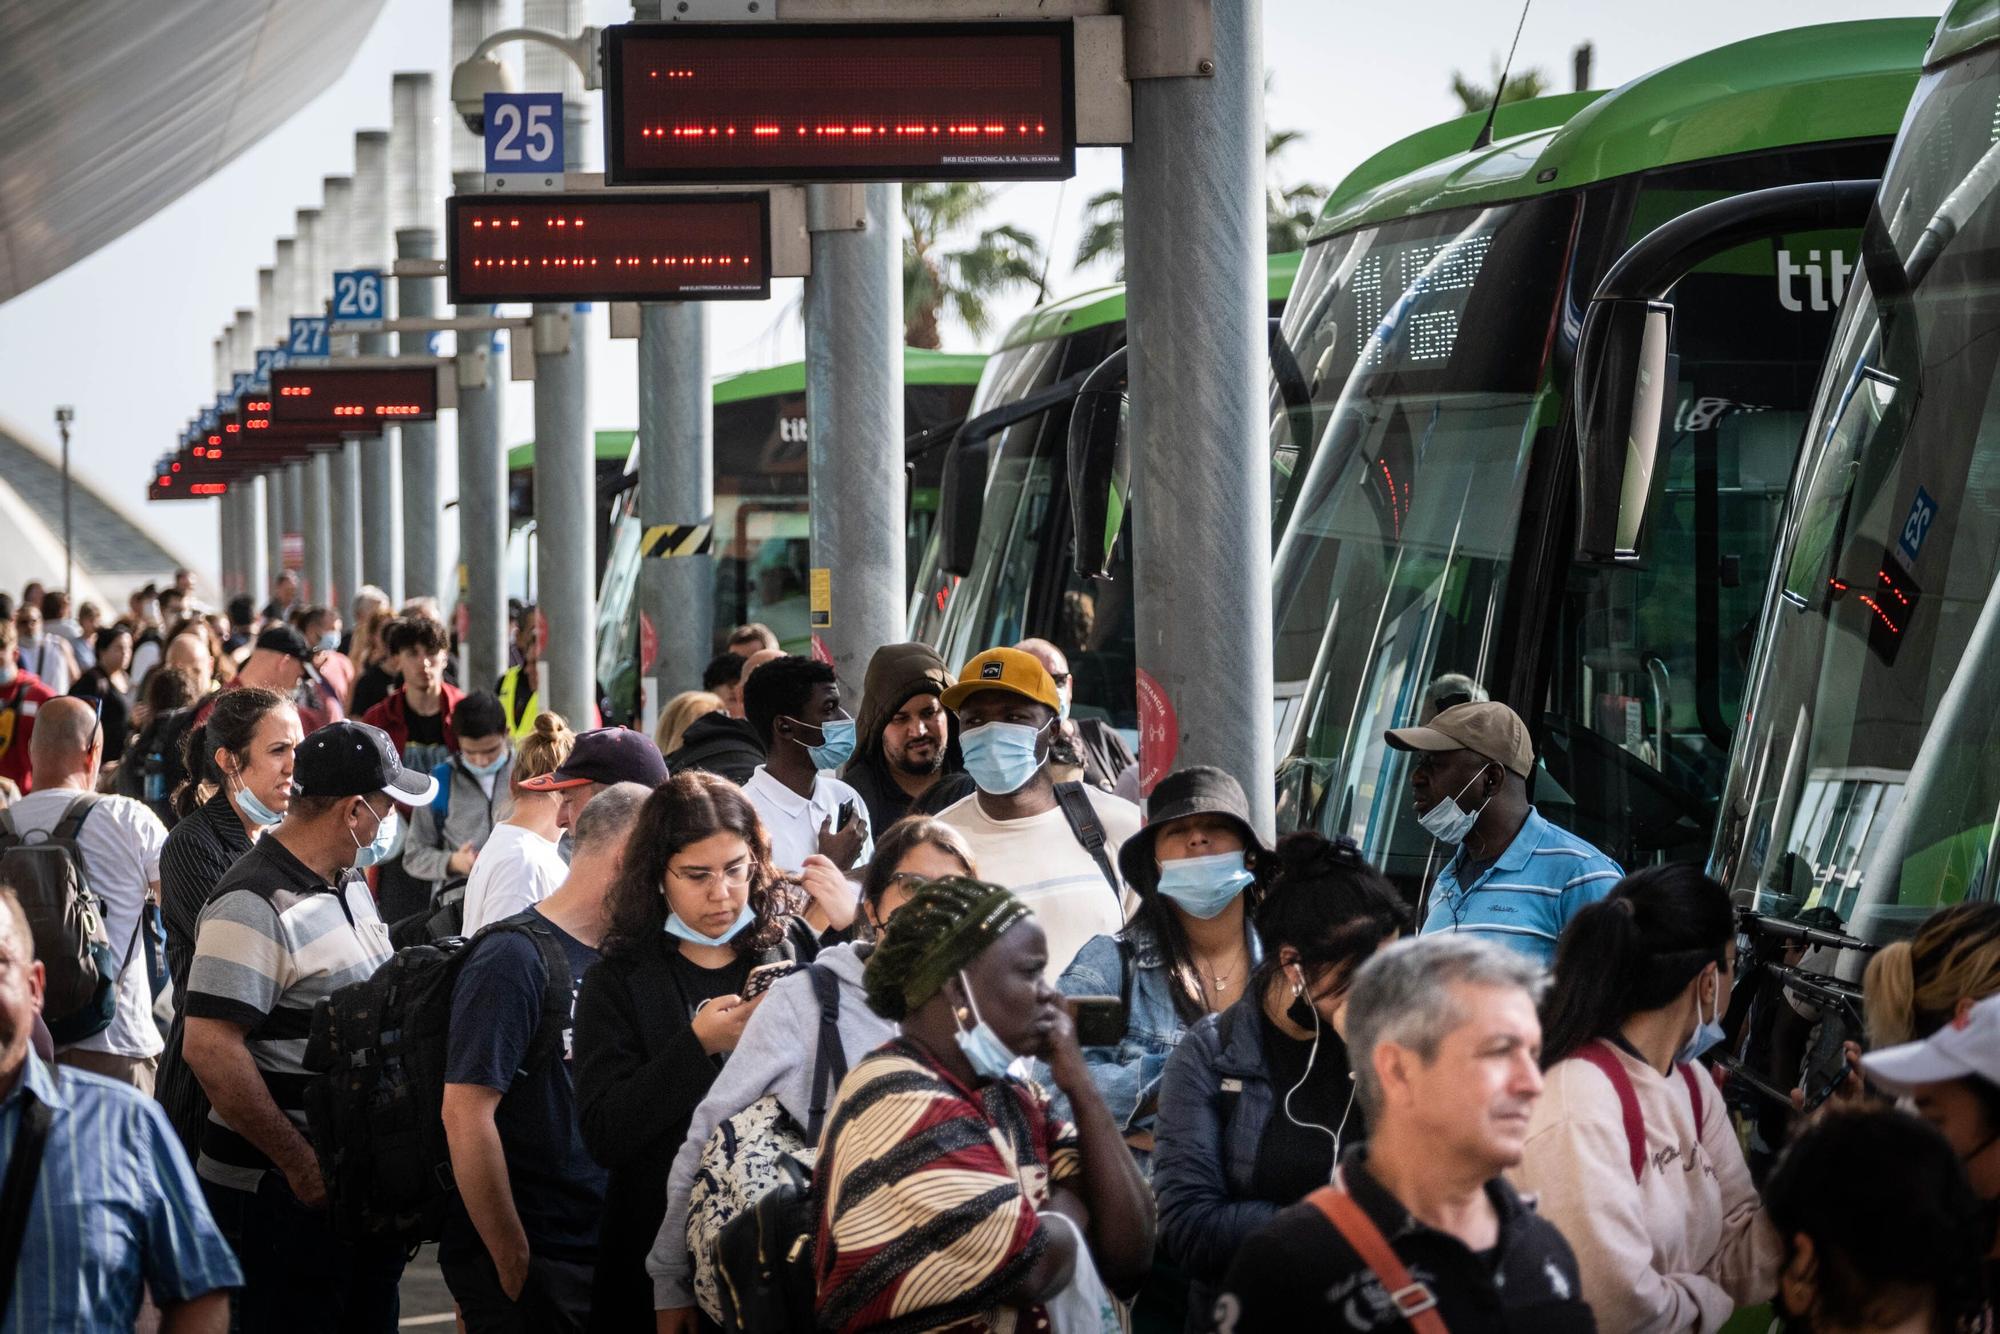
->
[1193, 947, 1248, 994]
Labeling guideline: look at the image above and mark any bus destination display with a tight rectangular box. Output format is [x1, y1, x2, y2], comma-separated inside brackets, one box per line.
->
[268, 366, 440, 425]
[447, 193, 772, 303]
[603, 22, 1075, 183]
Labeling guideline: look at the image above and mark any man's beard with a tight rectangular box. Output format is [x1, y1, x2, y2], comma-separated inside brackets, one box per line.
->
[890, 742, 944, 779]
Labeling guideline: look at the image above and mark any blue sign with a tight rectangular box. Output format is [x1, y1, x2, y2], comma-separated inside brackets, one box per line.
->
[199, 408, 219, 434]
[288, 316, 330, 358]
[1898, 487, 1939, 564]
[484, 92, 564, 176]
[231, 372, 254, 399]
[332, 269, 385, 321]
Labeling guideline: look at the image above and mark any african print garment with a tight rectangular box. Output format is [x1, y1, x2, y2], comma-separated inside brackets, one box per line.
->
[815, 1038, 1082, 1333]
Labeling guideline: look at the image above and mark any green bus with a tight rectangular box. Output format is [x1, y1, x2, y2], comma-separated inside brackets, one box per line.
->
[908, 252, 1301, 735]
[1262, 20, 1929, 895]
[518, 349, 987, 723]
[1713, 2, 2000, 946]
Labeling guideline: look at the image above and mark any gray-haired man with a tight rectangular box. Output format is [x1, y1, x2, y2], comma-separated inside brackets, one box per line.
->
[1212, 935, 1596, 1332]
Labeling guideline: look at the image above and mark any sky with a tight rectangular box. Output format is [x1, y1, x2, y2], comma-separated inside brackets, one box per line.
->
[0, 0, 1942, 589]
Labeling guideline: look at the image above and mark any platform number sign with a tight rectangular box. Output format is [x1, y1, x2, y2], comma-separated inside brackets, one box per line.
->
[253, 347, 288, 391]
[485, 92, 564, 181]
[1898, 487, 1939, 564]
[288, 316, 330, 358]
[332, 269, 384, 321]
[231, 373, 254, 401]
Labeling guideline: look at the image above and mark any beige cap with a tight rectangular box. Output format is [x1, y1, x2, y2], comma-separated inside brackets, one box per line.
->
[1384, 701, 1534, 779]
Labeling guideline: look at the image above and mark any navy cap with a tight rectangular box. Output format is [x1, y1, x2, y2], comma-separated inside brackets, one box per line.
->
[521, 726, 667, 791]
[255, 624, 316, 662]
[294, 720, 439, 804]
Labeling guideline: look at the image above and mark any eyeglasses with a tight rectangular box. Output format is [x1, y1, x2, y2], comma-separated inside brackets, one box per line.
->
[669, 860, 754, 889]
[885, 870, 935, 889]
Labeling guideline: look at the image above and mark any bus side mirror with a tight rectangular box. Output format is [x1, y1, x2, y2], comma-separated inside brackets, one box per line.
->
[937, 436, 992, 577]
[1575, 298, 1676, 559]
[1068, 349, 1129, 579]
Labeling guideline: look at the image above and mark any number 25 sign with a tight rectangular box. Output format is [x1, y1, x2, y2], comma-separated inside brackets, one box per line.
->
[485, 93, 564, 189]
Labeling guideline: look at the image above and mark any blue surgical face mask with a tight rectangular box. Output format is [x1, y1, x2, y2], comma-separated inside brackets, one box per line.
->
[664, 902, 756, 946]
[463, 749, 510, 778]
[349, 802, 398, 869]
[959, 719, 1048, 796]
[1678, 978, 1728, 1065]
[317, 632, 340, 653]
[1417, 767, 1493, 846]
[954, 970, 1021, 1082]
[1156, 849, 1256, 919]
[232, 771, 283, 829]
[788, 715, 856, 771]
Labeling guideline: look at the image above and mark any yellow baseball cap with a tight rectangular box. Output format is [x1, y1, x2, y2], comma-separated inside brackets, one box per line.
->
[940, 647, 1063, 713]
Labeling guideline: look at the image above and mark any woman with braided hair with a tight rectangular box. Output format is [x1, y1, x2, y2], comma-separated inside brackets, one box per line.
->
[813, 876, 1155, 1333]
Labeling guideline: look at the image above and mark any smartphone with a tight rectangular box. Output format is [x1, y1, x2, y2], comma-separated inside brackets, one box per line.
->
[1068, 995, 1127, 1048]
[837, 800, 859, 832]
[743, 961, 800, 1001]
[1802, 1055, 1857, 1115]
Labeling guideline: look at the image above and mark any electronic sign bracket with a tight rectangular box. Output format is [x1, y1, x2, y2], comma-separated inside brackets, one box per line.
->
[806, 183, 867, 234]
[532, 310, 573, 356]
[1124, 0, 1214, 80]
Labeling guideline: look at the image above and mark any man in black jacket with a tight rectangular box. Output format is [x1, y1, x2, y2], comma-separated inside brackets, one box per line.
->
[1212, 935, 1596, 1333]
[840, 642, 972, 832]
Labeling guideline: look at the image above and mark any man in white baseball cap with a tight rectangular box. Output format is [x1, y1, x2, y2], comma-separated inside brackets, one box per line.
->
[1862, 993, 2000, 1205]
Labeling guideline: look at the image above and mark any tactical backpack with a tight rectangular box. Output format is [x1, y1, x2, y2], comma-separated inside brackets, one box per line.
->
[0, 795, 130, 1044]
[302, 910, 573, 1247]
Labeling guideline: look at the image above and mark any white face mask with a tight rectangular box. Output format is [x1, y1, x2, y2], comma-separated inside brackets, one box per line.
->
[1417, 767, 1493, 846]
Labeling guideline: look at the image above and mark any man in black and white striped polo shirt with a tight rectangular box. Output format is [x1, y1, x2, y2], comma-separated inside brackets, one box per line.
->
[182, 718, 438, 1331]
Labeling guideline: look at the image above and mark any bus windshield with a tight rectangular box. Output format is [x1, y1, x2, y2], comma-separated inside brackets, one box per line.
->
[1270, 195, 1577, 845]
[1719, 48, 2000, 943]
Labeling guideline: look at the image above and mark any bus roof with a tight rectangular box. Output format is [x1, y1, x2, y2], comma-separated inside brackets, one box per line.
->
[1929, 1, 2000, 69]
[506, 348, 989, 469]
[1315, 19, 1932, 240]
[996, 249, 1301, 352]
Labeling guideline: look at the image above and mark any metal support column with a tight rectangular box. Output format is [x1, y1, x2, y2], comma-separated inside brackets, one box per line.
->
[528, 0, 594, 726]
[394, 73, 442, 601]
[263, 469, 287, 591]
[638, 304, 712, 728]
[353, 133, 400, 600]
[452, 0, 508, 691]
[332, 447, 364, 611]
[283, 460, 307, 586]
[1124, 0, 1273, 831]
[304, 453, 335, 610]
[804, 182, 904, 700]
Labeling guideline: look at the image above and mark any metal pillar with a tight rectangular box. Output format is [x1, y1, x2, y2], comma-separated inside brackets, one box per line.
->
[354, 132, 400, 601]
[452, 0, 508, 691]
[304, 454, 335, 609]
[804, 183, 904, 700]
[1124, 0, 1273, 832]
[394, 72, 441, 601]
[638, 304, 713, 725]
[528, 0, 595, 726]
[263, 469, 287, 589]
[331, 447, 364, 612]
[217, 491, 239, 599]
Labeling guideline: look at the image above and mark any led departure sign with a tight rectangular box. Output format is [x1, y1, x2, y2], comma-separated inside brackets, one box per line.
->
[268, 367, 440, 426]
[604, 22, 1075, 183]
[447, 193, 771, 303]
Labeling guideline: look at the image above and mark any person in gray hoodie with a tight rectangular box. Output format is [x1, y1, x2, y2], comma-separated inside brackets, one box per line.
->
[402, 691, 513, 924]
[648, 816, 978, 1329]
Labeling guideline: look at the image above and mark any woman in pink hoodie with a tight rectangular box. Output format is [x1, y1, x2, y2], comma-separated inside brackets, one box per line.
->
[1513, 865, 1780, 1333]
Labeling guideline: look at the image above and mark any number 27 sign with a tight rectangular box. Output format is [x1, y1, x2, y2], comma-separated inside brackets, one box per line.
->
[485, 93, 564, 188]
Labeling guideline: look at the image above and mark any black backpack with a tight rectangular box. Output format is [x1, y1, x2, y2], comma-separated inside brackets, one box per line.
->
[301, 910, 573, 1247]
[712, 964, 846, 1333]
[0, 795, 132, 1045]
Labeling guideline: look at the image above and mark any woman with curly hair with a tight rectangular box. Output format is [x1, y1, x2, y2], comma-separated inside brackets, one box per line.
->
[571, 771, 820, 1330]
[814, 876, 1155, 1332]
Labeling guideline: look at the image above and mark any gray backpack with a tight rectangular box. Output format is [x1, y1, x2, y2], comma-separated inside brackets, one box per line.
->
[0, 795, 125, 1044]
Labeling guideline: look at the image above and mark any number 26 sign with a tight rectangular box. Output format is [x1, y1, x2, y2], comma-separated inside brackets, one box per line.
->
[485, 93, 564, 189]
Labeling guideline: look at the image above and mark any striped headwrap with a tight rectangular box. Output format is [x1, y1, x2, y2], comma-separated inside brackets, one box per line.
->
[863, 876, 1031, 1021]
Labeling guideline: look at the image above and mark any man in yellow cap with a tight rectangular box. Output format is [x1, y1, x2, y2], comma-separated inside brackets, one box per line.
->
[936, 647, 1142, 982]
[1384, 701, 1621, 967]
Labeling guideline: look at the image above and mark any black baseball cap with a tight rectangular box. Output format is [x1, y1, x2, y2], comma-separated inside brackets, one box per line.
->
[294, 720, 439, 805]
[521, 726, 668, 791]
[255, 624, 317, 662]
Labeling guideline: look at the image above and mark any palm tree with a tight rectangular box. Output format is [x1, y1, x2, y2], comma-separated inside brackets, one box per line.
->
[1449, 59, 1549, 115]
[902, 183, 1044, 349]
[1073, 126, 1330, 276]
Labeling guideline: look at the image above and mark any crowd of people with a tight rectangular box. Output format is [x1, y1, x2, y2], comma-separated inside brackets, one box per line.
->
[0, 578, 1992, 1334]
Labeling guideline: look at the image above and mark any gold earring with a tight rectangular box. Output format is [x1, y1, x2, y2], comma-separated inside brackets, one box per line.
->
[954, 1006, 972, 1024]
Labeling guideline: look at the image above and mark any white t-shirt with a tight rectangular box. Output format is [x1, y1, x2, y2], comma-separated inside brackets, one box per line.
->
[18, 638, 70, 694]
[743, 767, 875, 874]
[9, 788, 167, 1058]
[937, 785, 1142, 982]
[460, 822, 567, 934]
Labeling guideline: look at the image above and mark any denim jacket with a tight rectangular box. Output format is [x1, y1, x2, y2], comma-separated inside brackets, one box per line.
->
[1152, 995, 1281, 1331]
[1046, 919, 1263, 1150]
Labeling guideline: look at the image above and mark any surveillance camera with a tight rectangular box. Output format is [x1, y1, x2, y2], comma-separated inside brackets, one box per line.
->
[450, 54, 516, 136]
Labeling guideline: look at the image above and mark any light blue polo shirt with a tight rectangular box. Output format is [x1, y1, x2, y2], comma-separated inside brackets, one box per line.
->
[1420, 807, 1623, 966]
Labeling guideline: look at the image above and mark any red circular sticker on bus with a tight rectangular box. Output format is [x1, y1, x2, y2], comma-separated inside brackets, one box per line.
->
[640, 612, 659, 673]
[810, 634, 833, 666]
[1136, 668, 1178, 796]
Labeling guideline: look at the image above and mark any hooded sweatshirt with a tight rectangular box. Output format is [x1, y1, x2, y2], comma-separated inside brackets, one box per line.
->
[840, 642, 969, 832]
[646, 942, 894, 1310]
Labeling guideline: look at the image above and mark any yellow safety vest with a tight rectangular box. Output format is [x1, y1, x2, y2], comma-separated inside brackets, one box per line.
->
[497, 667, 542, 739]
